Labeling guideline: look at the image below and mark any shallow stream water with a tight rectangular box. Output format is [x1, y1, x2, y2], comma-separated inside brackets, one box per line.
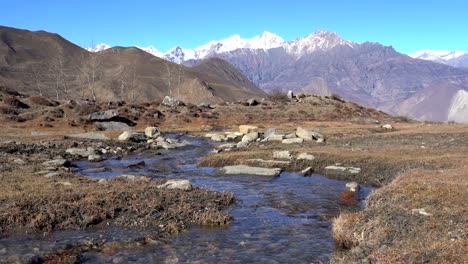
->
[0, 135, 371, 263]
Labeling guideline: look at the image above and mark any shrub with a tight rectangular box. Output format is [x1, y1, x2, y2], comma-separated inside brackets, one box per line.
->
[3, 96, 29, 109]
[30, 96, 59, 107]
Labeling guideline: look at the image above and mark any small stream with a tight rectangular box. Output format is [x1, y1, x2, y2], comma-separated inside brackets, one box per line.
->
[0, 135, 372, 263]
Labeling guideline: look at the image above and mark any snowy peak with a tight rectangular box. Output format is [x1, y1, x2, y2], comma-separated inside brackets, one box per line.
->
[285, 29, 355, 58]
[136, 45, 163, 57]
[410, 50, 467, 63]
[86, 43, 110, 52]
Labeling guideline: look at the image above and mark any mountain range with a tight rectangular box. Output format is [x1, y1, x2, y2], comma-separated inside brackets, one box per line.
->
[410, 50, 468, 68]
[89, 30, 468, 122]
[2, 25, 467, 122]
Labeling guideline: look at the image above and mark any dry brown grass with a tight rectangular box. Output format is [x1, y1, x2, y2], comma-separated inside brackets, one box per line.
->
[331, 166, 468, 263]
[0, 165, 233, 235]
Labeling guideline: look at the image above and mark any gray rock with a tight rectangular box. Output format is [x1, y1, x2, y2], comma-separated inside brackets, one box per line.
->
[296, 127, 324, 141]
[268, 134, 284, 141]
[242, 132, 259, 143]
[273, 150, 292, 159]
[68, 132, 111, 141]
[118, 131, 146, 142]
[13, 159, 26, 165]
[345, 182, 360, 192]
[236, 141, 249, 148]
[325, 165, 361, 174]
[65, 148, 91, 158]
[382, 124, 393, 130]
[221, 165, 282, 176]
[145, 127, 160, 138]
[300, 167, 313, 176]
[42, 159, 72, 167]
[218, 143, 237, 149]
[248, 159, 291, 165]
[158, 179, 192, 191]
[45, 172, 60, 177]
[287, 90, 294, 100]
[297, 153, 315, 160]
[282, 138, 304, 144]
[247, 98, 258, 106]
[116, 174, 150, 182]
[90, 110, 119, 121]
[284, 133, 297, 139]
[317, 138, 325, 143]
[211, 134, 226, 142]
[95, 121, 131, 131]
[263, 128, 277, 139]
[162, 96, 179, 107]
[239, 125, 258, 134]
[225, 133, 239, 141]
[88, 154, 103, 162]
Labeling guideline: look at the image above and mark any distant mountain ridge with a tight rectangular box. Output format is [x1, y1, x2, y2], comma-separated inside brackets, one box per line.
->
[410, 50, 468, 68]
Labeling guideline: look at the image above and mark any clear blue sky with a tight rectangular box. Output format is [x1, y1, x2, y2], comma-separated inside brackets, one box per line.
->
[1, 0, 467, 54]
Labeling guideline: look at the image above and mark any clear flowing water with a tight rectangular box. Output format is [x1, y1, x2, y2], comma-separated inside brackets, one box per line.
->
[0, 135, 372, 263]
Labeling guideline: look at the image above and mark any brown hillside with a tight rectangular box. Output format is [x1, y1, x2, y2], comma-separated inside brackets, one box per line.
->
[0, 26, 265, 104]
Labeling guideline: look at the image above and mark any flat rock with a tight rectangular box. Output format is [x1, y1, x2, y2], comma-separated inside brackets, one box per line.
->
[158, 179, 192, 191]
[68, 132, 111, 141]
[42, 158, 72, 167]
[297, 153, 315, 160]
[88, 154, 103, 162]
[296, 127, 324, 141]
[325, 165, 361, 174]
[116, 174, 150, 182]
[282, 138, 304, 144]
[145, 127, 160, 138]
[221, 165, 282, 176]
[239, 125, 258, 134]
[65, 148, 91, 158]
[248, 159, 291, 165]
[118, 131, 146, 142]
[300, 167, 313, 176]
[346, 182, 360, 192]
[95, 121, 131, 131]
[90, 110, 119, 121]
[211, 134, 226, 142]
[242, 132, 259, 143]
[273, 150, 292, 159]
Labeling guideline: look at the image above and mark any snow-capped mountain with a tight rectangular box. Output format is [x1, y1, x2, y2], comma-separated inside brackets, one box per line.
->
[136, 46, 163, 57]
[410, 50, 468, 68]
[85, 43, 110, 52]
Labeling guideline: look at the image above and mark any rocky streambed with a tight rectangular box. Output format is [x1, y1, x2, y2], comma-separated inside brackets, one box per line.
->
[0, 133, 372, 263]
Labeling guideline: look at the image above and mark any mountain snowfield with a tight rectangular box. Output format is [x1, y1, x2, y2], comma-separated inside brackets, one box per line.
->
[86, 30, 356, 63]
[410, 50, 468, 68]
[448, 89, 468, 123]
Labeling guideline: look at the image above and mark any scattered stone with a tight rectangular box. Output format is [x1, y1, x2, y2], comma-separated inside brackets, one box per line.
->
[225, 133, 239, 141]
[58, 181, 72, 186]
[236, 141, 249, 148]
[218, 143, 237, 149]
[325, 165, 361, 174]
[300, 167, 313, 176]
[239, 125, 258, 134]
[88, 154, 103, 162]
[158, 179, 192, 191]
[297, 153, 315, 161]
[127, 161, 145, 169]
[248, 159, 291, 165]
[65, 148, 92, 157]
[95, 121, 131, 131]
[221, 165, 282, 176]
[411, 208, 432, 216]
[68, 132, 111, 141]
[242, 132, 259, 143]
[13, 158, 26, 165]
[45, 172, 60, 177]
[296, 127, 324, 141]
[282, 138, 304, 144]
[284, 133, 297, 139]
[345, 182, 360, 192]
[316, 138, 325, 143]
[287, 90, 294, 100]
[211, 134, 226, 142]
[273, 150, 292, 159]
[116, 174, 150, 182]
[268, 134, 284, 141]
[162, 96, 179, 107]
[157, 141, 174, 149]
[247, 98, 258, 106]
[42, 159, 72, 167]
[145, 127, 160, 138]
[382, 124, 393, 130]
[90, 110, 119, 121]
[118, 131, 146, 142]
